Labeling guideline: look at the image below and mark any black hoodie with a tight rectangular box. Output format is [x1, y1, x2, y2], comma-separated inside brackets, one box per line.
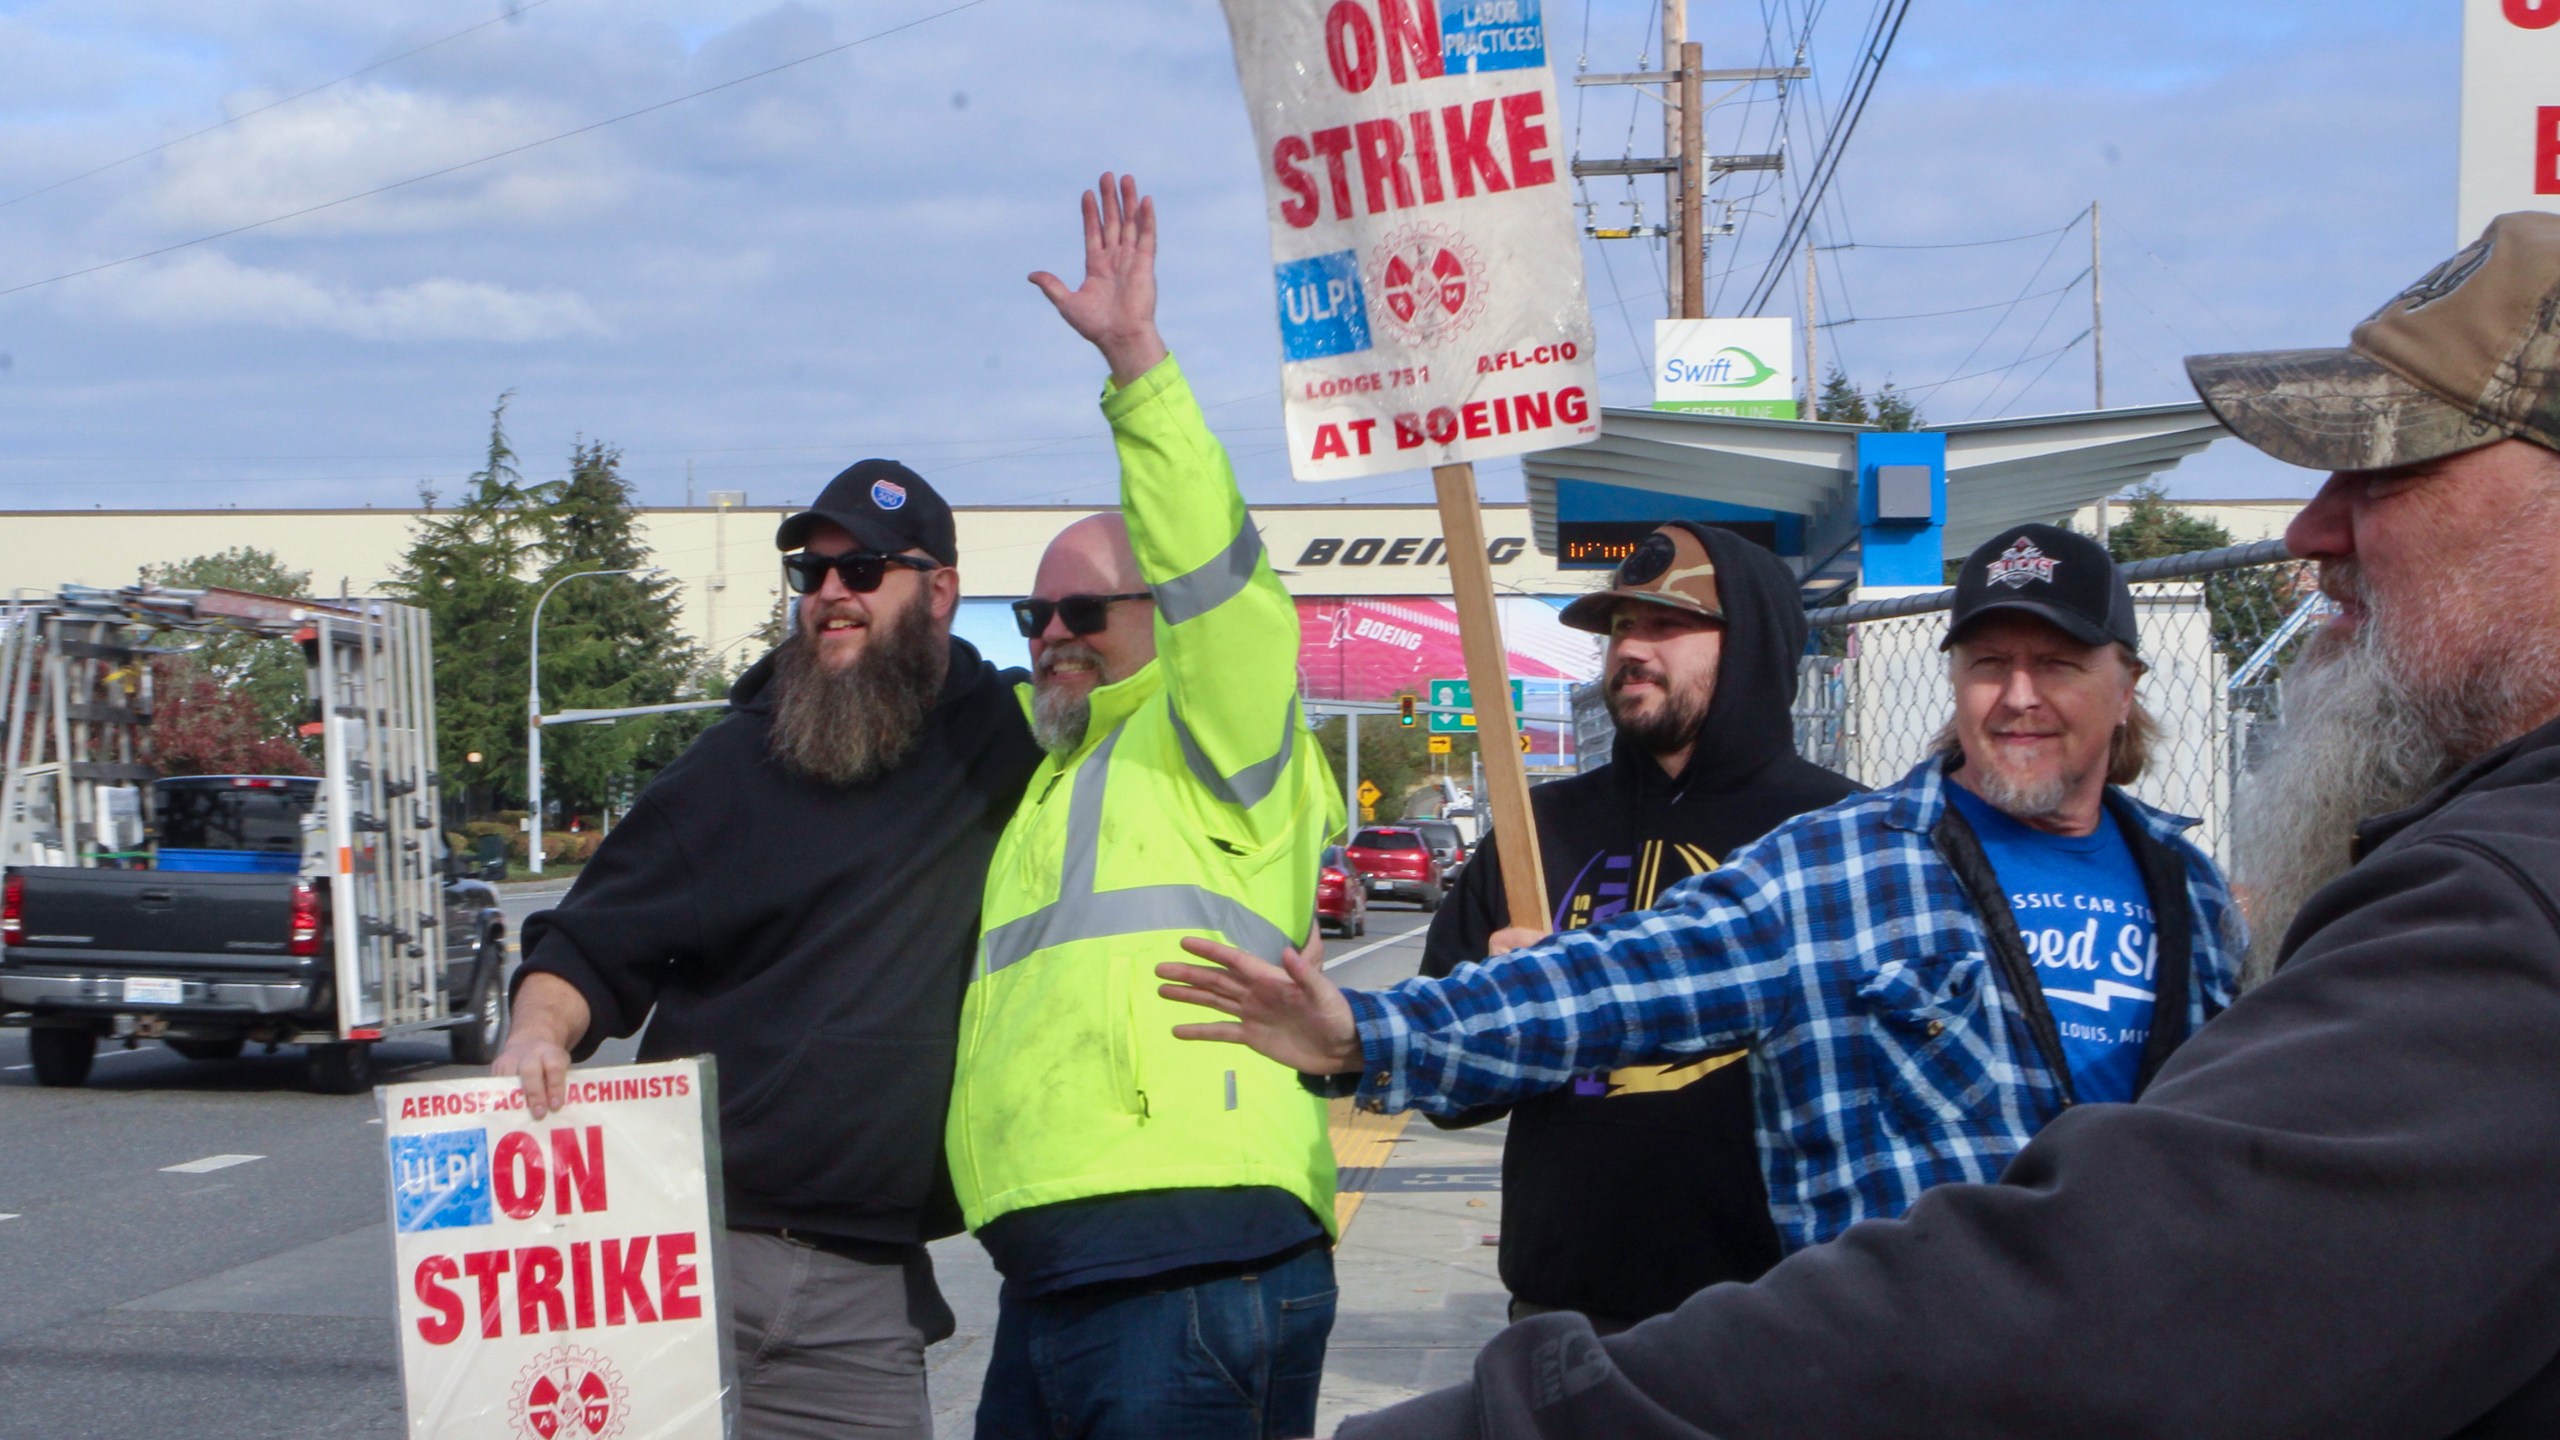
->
[1420, 525, 1860, 1321]
[517, 637, 1040, 1244]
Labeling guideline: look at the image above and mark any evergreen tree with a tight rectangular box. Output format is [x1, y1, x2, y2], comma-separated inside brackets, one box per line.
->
[140, 547, 313, 753]
[387, 394, 558, 813]
[534, 440, 716, 820]
[1815, 367, 1923, 430]
[2097, 482, 2302, 668]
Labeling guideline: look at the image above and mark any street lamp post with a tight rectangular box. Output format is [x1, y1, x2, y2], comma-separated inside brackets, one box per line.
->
[528, 566, 664, 876]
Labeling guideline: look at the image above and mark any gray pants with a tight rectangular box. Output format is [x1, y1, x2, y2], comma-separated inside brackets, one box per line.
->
[729, 1228, 958, 1440]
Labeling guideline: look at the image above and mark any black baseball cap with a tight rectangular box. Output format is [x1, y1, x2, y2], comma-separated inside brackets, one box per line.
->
[775, 459, 957, 566]
[1942, 523, 2139, 654]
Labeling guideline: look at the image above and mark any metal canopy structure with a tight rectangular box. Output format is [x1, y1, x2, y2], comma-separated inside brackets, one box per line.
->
[1521, 401, 2230, 593]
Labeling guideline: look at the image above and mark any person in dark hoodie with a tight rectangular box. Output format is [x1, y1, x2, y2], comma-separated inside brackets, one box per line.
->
[1416, 522, 1858, 1332]
[494, 463, 1041, 1440]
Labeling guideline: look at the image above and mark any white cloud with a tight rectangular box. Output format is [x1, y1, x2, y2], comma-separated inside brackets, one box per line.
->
[86, 252, 608, 342]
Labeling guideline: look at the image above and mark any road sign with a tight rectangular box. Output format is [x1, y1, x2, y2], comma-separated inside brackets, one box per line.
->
[1357, 779, 1382, 807]
[1427, 735, 1453, 755]
[1519, 731, 1532, 753]
[1427, 678, 1528, 733]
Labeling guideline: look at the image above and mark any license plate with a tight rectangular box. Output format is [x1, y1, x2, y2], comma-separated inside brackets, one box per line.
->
[1369, 879, 1391, 893]
[124, 977, 185, 1005]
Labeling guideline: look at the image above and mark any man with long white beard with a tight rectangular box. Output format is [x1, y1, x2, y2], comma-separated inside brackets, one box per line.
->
[1163, 522, 2243, 1259]
[1184, 212, 2560, 1440]
[497, 462, 1041, 1439]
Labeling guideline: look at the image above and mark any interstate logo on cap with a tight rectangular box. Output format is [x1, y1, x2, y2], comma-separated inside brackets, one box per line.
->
[870, 478, 907, 511]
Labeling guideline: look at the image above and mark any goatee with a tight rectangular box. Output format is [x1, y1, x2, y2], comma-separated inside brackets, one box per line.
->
[1031, 639, 1104, 755]
[767, 600, 947, 786]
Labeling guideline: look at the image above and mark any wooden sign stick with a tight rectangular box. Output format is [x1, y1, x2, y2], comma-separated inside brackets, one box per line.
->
[1432, 462, 1550, 936]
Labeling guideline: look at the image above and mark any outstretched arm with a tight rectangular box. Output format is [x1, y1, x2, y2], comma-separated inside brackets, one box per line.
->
[1029, 173, 1169, 386]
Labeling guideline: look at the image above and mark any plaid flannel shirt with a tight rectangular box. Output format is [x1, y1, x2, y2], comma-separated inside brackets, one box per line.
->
[1344, 757, 2243, 1253]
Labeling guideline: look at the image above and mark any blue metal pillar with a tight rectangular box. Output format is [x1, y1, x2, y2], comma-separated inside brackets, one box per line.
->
[1855, 432, 1948, 587]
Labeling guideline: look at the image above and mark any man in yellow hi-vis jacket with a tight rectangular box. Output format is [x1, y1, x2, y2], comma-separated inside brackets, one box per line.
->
[947, 175, 1345, 1440]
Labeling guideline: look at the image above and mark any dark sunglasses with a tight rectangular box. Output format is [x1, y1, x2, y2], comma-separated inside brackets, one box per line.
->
[1011, 592, 1152, 639]
[781, 550, 939, 595]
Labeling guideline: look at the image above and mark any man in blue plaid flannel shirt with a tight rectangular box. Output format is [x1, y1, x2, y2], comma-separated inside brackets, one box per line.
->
[1162, 522, 2243, 1255]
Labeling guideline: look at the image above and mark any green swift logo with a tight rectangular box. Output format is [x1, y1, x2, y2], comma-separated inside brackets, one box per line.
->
[1660, 347, 1780, 390]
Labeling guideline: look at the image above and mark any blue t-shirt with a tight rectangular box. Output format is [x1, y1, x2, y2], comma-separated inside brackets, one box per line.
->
[1946, 784, 2159, 1103]
[973, 1186, 1324, 1298]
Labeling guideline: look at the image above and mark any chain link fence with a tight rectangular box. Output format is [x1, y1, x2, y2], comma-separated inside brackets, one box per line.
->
[1796, 540, 2327, 869]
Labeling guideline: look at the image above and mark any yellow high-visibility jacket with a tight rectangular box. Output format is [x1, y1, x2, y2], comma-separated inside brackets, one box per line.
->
[947, 356, 1345, 1233]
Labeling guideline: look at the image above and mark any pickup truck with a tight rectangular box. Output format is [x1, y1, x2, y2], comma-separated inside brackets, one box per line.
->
[0, 775, 507, 1093]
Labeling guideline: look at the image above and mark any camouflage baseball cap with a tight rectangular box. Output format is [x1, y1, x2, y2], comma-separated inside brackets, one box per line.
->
[2185, 211, 2560, 472]
[1559, 523, 1725, 635]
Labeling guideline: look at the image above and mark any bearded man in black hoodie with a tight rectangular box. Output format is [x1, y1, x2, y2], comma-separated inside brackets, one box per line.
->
[1419, 522, 1858, 1333]
[497, 463, 1042, 1440]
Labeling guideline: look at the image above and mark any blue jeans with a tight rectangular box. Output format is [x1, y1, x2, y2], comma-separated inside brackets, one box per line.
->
[973, 1245, 1337, 1440]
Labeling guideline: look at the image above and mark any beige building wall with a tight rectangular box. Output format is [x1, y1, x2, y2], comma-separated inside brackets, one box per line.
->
[0, 496, 2300, 659]
[0, 504, 1585, 661]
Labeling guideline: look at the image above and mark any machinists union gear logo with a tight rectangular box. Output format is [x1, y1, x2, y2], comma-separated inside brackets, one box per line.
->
[1370, 224, 1485, 345]
[1985, 537, 2059, 591]
[870, 478, 908, 511]
[511, 1346, 630, 1440]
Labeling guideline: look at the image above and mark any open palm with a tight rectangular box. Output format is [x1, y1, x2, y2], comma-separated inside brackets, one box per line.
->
[1030, 171, 1168, 384]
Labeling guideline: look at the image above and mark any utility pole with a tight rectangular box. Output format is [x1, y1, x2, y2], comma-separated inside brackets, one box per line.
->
[2091, 200, 2107, 411]
[1663, 0, 1687, 318]
[1677, 42, 1705, 318]
[1803, 238, 1821, 416]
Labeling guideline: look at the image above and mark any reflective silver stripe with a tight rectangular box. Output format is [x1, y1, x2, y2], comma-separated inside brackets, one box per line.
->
[983, 882, 1295, 974]
[981, 717, 1298, 976]
[1152, 522, 1265, 625]
[1058, 725, 1123, 899]
[1170, 702, 1299, 811]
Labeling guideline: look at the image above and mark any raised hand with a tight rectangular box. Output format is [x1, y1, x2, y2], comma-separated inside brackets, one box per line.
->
[1029, 171, 1170, 386]
[1158, 934, 1366, 1077]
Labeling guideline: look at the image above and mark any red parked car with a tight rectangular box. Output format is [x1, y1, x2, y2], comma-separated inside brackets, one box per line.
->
[1316, 844, 1368, 939]
[1345, 826, 1446, 911]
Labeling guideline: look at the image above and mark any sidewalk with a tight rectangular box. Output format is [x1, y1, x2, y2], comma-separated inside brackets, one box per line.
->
[923, 1100, 1510, 1436]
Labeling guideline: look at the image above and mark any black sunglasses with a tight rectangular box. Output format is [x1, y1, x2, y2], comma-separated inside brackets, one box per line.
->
[1011, 592, 1153, 639]
[782, 550, 939, 595]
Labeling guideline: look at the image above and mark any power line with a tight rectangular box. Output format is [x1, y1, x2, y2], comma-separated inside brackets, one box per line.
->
[1739, 0, 1913, 316]
[1820, 221, 2084, 252]
[0, 0, 999, 304]
[1821, 269, 2091, 328]
[0, 0, 564, 214]
[1899, 329, 2093, 399]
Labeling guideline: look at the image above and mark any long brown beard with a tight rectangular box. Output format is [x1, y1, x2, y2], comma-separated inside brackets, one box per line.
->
[766, 599, 947, 786]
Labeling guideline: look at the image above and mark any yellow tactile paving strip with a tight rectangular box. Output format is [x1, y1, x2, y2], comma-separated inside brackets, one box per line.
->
[1327, 1096, 1414, 1233]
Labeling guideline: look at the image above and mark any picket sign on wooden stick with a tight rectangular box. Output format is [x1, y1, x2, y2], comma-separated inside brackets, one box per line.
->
[1432, 462, 1548, 936]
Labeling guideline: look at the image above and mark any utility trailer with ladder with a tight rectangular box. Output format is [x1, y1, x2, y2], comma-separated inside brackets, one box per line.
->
[0, 585, 505, 1092]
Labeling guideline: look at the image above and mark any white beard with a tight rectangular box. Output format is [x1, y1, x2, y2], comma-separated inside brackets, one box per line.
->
[2233, 542, 2560, 986]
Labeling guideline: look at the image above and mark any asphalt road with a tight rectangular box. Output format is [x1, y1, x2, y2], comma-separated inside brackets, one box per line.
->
[0, 883, 1444, 1439]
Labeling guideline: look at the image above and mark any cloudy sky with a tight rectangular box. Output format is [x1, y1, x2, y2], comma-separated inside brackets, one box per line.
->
[0, 0, 2468, 517]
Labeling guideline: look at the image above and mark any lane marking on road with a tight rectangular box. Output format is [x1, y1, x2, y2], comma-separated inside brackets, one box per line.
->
[161, 1154, 264, 1175]
[1323, 925, 1427, 971]
[0, 1213, 19, 1222]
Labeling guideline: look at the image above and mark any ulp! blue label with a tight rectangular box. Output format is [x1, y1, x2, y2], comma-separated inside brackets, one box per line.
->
[1276, 251, 1372, 363]
[1440, 0, 1546, 74]
[392, 1128, 493, 1233]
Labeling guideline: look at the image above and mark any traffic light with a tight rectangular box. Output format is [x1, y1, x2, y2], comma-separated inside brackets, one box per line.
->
[1398, 693, 1417, 727]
